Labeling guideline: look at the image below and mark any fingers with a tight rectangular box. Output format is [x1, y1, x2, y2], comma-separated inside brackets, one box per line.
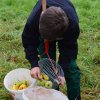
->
[60, 81, 64, 85]
[31, 71, 39, 79]
[37, 71, 41, 79]
[30, 67, 40, 79]
[33, 72, 38, 79]
[58, 76, 65, 86]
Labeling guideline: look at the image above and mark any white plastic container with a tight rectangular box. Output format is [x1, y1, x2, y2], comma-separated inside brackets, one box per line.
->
[4, 68, 36, 100]
[23, 87, 69, 100]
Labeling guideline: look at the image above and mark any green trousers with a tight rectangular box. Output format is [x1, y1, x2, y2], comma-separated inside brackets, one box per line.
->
[63, 59, 81, 100]
[38, 38, 81, 100]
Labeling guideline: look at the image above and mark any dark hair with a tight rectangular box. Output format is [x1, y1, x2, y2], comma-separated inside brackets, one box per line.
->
[39, 6, 69, 41]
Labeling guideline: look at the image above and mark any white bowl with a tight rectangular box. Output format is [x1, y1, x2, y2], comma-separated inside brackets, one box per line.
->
[4, 68, 36, 100]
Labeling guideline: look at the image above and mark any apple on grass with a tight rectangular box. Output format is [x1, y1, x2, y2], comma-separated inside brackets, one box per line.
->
[43, 74, 49, 81]
[45, 81, 53, 89]
[36, 79, 45, 86]
[36, 80, 41, 86]
[39, 74, 43, 79]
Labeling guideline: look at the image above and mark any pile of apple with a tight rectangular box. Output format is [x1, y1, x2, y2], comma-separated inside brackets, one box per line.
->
[10, 80, 29, 90]
[36, 73, 53, 89]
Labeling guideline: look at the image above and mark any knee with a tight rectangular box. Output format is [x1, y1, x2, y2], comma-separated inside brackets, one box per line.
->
[63, 66, 81, 84]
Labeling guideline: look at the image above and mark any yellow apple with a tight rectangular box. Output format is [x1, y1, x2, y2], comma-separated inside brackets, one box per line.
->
[40, 74, 43, 79]
[10, 85, 19, 90]
[18, 84, 27, 90]
[43, 74, 49, 81]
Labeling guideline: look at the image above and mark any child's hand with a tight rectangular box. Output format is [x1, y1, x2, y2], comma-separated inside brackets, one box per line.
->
[30, 67, 41, 79]
[58, 76, 66, 85]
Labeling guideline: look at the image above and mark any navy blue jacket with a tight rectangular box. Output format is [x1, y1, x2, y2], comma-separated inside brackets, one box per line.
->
[22, 0, 80, 68]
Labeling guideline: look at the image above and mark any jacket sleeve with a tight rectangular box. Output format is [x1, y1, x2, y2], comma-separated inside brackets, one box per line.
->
[58, 20, 80, 69]
[22, 3, 42, 68]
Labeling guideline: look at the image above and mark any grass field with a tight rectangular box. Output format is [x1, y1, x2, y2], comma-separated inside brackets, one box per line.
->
[0, 0, 100, 100]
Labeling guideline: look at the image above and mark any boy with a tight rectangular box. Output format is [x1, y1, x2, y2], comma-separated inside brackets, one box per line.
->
[22, 0, 81, 100]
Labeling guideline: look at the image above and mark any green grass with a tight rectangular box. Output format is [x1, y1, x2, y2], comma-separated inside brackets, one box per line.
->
[0, 0, 100, 99]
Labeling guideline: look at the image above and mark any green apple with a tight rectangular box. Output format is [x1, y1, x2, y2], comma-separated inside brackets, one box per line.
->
[14, 81, 21, 87]
[45, 81, 53, 89]
[40, 80, 45, 86]
[37, 79, 46, 86]
[22, 80, 29, 86]
[36, 80, 42, 86]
